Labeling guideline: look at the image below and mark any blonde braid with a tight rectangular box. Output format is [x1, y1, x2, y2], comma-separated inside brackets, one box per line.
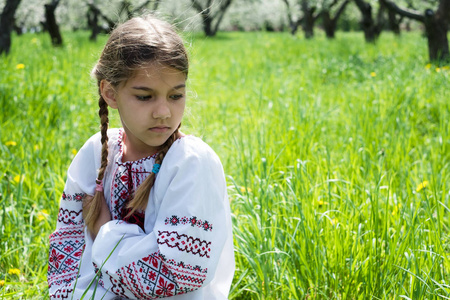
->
[126, 127, 180, 217]
[84, 95, 109, 233]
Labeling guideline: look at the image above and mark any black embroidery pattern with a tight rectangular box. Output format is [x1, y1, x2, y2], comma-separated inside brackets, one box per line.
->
[157, 231, 211, 258]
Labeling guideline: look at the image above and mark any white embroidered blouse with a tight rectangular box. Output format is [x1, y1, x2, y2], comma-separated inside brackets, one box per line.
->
[47, 128, 235, 299]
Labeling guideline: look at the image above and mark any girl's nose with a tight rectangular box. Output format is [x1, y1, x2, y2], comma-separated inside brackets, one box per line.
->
[153, 98, 171, 119]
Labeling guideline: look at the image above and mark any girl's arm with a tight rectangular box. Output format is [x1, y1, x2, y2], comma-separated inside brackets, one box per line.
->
[90, 138, 234, 299]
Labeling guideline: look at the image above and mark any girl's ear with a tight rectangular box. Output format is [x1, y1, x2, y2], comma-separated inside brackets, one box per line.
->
[100, 80, 118, 109]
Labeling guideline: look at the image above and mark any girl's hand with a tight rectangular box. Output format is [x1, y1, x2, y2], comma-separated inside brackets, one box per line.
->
[82, 195, 112, 240]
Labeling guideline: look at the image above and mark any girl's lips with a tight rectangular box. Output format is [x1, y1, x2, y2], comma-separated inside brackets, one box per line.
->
[149, 126, 170, 133]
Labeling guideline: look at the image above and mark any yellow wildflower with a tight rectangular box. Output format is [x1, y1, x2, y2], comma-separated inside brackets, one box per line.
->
[71, 149, 78, 155]
[416, 181, 429, 192]
[13, 175, 22, 183]
[31, 38, 38, 44]
[5, 141, 17, 146]
[392, 203, 402, 216]
[330, 218, 338, 226]
[8, 268, 20, 276]
[442, 66, 450, 71]
[370, 72, 376, 77]
[37, 209, 49, 221]
[317, 200, 328, 206]
[34, 145, 39, 151]
[16, 64, 25, 70]
[436, 67, 441, 72]
[0, 279, 4, 287]
[239, 186, 252, 193]
[425, 63, 432, 69]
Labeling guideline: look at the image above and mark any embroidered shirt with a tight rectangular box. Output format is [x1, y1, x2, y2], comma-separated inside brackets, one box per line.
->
[47, 128, 235, 299]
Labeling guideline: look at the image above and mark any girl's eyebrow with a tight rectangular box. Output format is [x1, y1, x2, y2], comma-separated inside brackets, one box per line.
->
[132, 84, 186, 91]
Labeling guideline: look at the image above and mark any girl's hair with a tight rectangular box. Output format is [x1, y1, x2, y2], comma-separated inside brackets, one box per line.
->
[85, 14, 189, 233]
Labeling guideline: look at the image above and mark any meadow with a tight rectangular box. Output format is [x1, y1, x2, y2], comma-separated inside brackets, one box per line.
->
[0, 29, 449, 299]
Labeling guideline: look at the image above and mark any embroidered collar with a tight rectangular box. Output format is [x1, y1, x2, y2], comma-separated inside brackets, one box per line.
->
[116, 129, 158, 166]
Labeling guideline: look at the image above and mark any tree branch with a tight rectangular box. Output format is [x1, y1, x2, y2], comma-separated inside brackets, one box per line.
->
[380, 0, 425, 22]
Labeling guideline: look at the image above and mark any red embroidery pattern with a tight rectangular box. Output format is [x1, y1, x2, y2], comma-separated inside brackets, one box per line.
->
[157, 231, 211, 258]
[110, 162, 150, 223]
[57, 208, 83, 225]
[165, 215, 213, 232]
[62, 191, 85, 202]
[48, 226, 85, 291]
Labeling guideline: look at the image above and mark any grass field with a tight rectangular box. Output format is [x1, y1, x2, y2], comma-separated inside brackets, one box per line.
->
[0, 29, 449, 299]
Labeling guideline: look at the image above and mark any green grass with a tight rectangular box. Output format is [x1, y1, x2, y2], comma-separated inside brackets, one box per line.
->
[1, 30, 449, 299]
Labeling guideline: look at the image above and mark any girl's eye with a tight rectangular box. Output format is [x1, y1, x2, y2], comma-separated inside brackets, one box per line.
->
[136, 95, 152, 101]
[170, 94, 184, 100]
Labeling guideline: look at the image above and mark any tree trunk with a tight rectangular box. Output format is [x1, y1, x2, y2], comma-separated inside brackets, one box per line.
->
[424, 9, 449, 61]
[301, 0, 315, 39]
[87, 3, 100, 41]
[45, 0, 63, 46]
[0, 0, 21, 55]
[322, 11, 336, 38]
[191, 0, 233, 37]
[354, 0, 383, 42]
[203, 15, 214, 37]
[381, 0, 450, 62]
[387, 10, 401, 35]
[322, 0, 350, 39]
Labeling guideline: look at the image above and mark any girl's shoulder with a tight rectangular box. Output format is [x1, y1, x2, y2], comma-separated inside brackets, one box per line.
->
[169, 135, 220, 161]
[161, 135, 224, 174]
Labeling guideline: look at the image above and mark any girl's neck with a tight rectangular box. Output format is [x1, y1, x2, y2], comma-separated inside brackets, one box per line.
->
[121, 132, 158, 162]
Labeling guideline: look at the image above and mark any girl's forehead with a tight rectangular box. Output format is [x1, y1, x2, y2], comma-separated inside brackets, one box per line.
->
[122, 64, 186, 89]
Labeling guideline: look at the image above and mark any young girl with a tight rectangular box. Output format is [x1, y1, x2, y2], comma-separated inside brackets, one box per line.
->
[47, 15, 234, 299]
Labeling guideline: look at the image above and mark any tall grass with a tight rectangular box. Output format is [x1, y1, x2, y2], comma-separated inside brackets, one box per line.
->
[0, 30, 449, 299]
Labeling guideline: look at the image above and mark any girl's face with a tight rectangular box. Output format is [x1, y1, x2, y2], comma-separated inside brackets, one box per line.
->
[101, 63, 186, 161]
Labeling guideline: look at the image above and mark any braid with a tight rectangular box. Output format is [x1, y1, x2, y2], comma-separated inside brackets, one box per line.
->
[126, 127, 180, 217]
[84, 95, 109, 234]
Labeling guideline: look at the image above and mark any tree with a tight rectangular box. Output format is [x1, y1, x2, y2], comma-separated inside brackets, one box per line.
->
[45, 0, 63, 46]
[282, 0, 303, 34]
[190, 0, 234, 36]
[0, 0, 21, 55]
[301, 0, 320, 38]
[353, 0, 386, 42]
[381, 0, 450, 62]
[321, 0, 350, 38]
[86, 0, 161, 41]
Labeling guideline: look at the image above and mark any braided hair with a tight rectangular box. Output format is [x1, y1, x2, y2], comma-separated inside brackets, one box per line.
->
[85, 14, 189, 234]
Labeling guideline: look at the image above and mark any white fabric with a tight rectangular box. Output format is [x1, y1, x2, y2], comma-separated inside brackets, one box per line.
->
[47, 128, 235, 299]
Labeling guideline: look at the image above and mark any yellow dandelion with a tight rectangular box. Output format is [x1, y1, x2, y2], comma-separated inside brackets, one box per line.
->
[31, 38, 38, 44]
[5, 141, 17, 146]
[71, 149, 78, 155]
[416, 181, 429, 192]
[442, 66, 450, 71]
[392, 203, 402, 216]
[16, 63, 25, 70]
[34, 145, 39, 151]
[8, 268, 20, 276]
[317, 200, 328, 206]
[370, 72, 376, 77]
[436, 67, 441, 72]
[425, 63, 432, 69]
[330, 218, 338, 226]
[239, 186, 252, 193]
[13, 175, 22, 183]
[37, 209, 49, 221]
[0, 279, 4, 287]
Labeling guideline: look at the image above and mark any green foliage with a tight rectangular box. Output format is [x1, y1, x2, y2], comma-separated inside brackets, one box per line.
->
[1, 30, 449, 299]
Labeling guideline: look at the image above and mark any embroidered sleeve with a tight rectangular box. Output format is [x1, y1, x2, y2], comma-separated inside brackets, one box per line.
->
[47, 134, 100, 299]
[91, 140, 231, 299]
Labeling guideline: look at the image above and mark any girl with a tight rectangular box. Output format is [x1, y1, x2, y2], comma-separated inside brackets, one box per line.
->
[47, 15, 235, 299]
